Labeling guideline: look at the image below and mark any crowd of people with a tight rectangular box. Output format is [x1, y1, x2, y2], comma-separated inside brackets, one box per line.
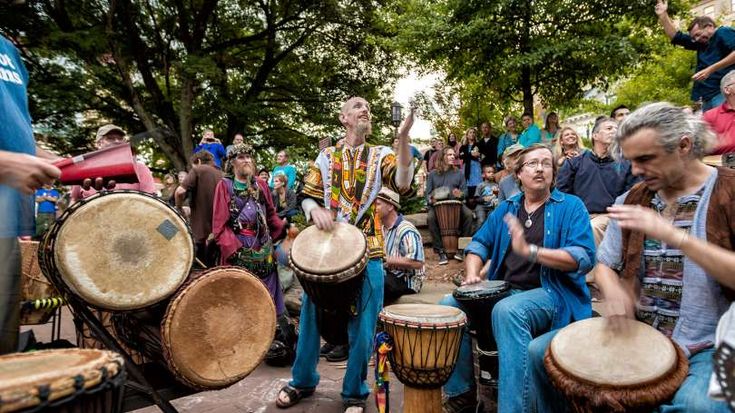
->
[5, 1, 735, 412]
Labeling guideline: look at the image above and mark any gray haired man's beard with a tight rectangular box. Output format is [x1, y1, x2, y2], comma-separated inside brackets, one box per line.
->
[356, 121, 372, 139]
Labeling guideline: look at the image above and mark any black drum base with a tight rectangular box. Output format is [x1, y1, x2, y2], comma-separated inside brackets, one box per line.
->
[316, 307, 350, 345]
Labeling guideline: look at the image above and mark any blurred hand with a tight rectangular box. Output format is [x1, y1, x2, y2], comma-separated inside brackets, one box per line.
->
[654, 0, 668, 16]
[693, 67, 714, 82]
[451, 188, 463, 198]
[461, 271, 483, 286]
[607, 204, 680, 246]
[601, 282, 636, 333]
[309, 207, 335, 231]
[0, 151, 60, 195]
[504, 213, 531, 258]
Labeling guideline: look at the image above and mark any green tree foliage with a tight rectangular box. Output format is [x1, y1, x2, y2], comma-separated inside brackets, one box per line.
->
[614, 39, 695, 109]
[390, 0, 659, 116]
[0, 0, 400, 170]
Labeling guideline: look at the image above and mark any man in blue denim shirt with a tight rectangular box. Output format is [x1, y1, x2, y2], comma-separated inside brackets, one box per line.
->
[440, 144, 595, 413]
[528, 103, 730, 412]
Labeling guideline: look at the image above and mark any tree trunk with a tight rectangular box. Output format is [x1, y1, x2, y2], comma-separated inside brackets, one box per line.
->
[521, 67, 533, 116]
[179, 76, 195, 170]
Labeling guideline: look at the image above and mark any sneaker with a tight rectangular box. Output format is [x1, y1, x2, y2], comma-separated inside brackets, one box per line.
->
[438, 252, 449, 265]
[442, 390, 479, 413]
[326, 344, 349, 362]
[320, 342, 336, 357]
[453, 252, 464, 261]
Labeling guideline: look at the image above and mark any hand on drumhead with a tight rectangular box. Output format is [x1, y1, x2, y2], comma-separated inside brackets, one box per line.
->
[310, 207, 335, 231]
[82, 177, 117, 191]
[451, 188, 463, 199]
[504, 213, 530, 258]
[602, 284, 636, 333]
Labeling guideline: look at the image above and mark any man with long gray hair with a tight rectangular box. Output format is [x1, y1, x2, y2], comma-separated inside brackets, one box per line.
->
[703, 69, 735, 155]
[529, 102, 733, 412]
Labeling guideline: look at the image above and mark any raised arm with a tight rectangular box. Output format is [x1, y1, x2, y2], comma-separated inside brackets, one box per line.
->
[655, 0, 677, 40]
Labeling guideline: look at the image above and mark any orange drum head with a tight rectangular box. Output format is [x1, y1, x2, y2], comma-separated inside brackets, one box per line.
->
[53, 192, 193, 310]
[549, 317, 678, 386]
[162, 267, 276, 390]
[290, 222, 366, 275]
[0, 349, 123, 412]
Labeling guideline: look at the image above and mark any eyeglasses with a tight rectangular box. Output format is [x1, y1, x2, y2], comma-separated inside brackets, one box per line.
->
[522, 160, 554, 170]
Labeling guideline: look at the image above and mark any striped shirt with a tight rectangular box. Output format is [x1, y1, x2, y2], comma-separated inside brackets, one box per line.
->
[383, 215, 425, 293]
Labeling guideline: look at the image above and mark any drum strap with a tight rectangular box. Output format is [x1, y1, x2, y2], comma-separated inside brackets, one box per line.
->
[374, 331, 393, 413]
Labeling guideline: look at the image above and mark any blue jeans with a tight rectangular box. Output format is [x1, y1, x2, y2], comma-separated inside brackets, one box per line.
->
[289, 258, 384, 403]
[702, 93, 725, 112]
[441, 288, 557, 413]
[528, 330, 731, 413]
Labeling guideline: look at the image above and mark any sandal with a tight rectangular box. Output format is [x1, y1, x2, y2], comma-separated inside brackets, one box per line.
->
[275, 384, 314, 409]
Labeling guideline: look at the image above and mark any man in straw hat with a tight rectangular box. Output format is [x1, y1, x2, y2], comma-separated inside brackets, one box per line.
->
[275, 97, 416, 413]
[376, 187, 425, 305]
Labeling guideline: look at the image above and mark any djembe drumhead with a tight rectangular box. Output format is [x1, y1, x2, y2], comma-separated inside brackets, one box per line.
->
[0, 349, 125, 413]
[290, 222, 367, 276]
[49, 191, 193, 310]
[545, 317, 688, 413]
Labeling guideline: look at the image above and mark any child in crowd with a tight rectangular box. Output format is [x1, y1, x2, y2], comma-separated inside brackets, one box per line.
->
[473, 164, 499, 230]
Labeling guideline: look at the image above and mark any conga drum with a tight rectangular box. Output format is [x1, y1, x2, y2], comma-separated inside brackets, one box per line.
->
[290, 222, 367, 343]
[19, 240, 62, 325]
[112, 266, 276, 390]
[453, 280, 510, 388]
[38, 191, 193, 311]
[544, 317, 688, 413]
[433, 200, 462, 254]
[0, 349, 125, 413]
[379, 304, 466, 413]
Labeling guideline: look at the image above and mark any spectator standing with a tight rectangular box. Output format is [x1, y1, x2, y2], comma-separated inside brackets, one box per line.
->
[458, 127, 483, 199]
[541, 112, 560, 144]
[423, 137, 440, 173]
[159, 173, 178, 206]
[376, 187, 425, 304]
[226, 133, 244, 157]
[269, 150, 298, 191]
[427, 139, 446, 172]
[175, 150, 223, 267]
[656, 0, 735, 111]
[194, 130, 227, 169]
[477, 122, 498, 167]
[496, 116, 519, 166]
[497, 144, 524, 202]
[34, 182, 59, 239]
[519, 112, 542, 147]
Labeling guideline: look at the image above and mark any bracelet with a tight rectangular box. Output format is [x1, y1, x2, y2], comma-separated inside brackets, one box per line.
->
[528, 244, 539, 264]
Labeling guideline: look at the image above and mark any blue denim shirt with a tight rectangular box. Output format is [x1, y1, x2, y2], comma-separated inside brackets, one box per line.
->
[465, 188, 596, 329]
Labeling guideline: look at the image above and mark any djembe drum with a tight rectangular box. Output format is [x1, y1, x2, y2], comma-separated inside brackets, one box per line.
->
[19, 240, 62, 325]
[433, 200, 462, 254]
[112, 267, 276, 390]
[38, 191, 193, 311]
[544, 317, 688, 413]
[453, 280, 510, 388]
[379, 304, 466, 413]
[290, 222, 368, 344]
[0, 349, 125, 413]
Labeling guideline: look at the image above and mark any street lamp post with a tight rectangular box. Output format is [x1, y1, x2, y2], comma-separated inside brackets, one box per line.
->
[391, 101, 403, 137]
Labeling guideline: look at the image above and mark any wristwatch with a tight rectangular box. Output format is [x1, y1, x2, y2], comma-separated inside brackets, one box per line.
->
[528, 244, 539, 264]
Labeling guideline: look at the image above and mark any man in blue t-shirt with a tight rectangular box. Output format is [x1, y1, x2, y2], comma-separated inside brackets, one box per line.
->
[0, 34, 61, 354]
[193, 130, 227, 169]
[656, 0, 735, 111]
[34, 183, 59, 238]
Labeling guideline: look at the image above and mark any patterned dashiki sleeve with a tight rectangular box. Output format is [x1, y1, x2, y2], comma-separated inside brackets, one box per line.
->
[380, 151, 413, 196]
[300, 155, 326, 207]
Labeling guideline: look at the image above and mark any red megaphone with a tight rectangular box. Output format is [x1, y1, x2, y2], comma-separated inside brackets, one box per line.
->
[53, 144, 140, 186]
